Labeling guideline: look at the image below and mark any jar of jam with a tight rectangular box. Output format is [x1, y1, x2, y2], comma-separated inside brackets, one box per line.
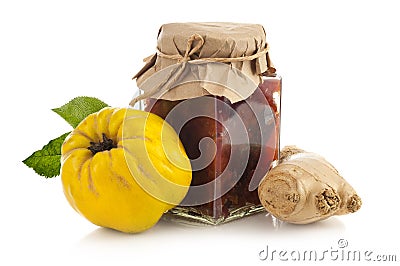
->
[131, 23, 281, 225]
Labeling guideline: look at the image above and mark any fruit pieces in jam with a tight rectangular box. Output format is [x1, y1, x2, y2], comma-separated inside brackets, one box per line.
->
[144, 76, 281, 224]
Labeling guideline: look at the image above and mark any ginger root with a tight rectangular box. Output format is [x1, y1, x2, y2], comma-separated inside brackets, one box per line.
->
[258, 146, 362, 224]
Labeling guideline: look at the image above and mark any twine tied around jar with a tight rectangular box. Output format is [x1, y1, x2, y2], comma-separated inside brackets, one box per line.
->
[129, 33, 275, 106]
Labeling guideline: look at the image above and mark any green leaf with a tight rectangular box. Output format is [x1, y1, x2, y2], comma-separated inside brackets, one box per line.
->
[22, 132, 70, 178]
[52, 96, 108, 128]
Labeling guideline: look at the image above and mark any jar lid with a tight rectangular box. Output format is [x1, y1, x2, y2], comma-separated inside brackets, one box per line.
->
[132, 22, 275, 104]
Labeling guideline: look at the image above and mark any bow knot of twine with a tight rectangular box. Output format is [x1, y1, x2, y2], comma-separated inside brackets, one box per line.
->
[174, 33, 204, 63]
[129, 33, 274, 106]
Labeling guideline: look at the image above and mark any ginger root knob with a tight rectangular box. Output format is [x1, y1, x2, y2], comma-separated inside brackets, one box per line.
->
[258, 146, 362, 224]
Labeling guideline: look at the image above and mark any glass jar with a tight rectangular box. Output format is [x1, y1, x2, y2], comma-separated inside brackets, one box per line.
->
[142, 73, 281, 224]
[132, 22, 281, 225]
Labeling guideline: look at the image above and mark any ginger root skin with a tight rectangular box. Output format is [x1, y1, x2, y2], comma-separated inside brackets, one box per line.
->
[258, 146, 362, 224]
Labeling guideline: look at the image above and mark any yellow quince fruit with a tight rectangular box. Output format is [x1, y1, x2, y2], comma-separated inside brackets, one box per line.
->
[61, 107, 192, 233]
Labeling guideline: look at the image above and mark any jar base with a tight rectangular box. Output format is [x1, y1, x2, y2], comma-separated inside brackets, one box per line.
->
[162, 204, 267, 226]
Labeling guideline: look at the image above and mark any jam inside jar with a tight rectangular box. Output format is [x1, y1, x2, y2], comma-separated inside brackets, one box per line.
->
[143, 74, 281, 224]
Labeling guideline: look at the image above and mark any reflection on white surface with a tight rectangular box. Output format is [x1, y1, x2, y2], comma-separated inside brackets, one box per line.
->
[74, 212, 348, 264]
[79, 212, 346, 244]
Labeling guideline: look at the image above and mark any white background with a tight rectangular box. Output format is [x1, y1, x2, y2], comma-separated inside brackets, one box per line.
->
[1, 0, 399, 265]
